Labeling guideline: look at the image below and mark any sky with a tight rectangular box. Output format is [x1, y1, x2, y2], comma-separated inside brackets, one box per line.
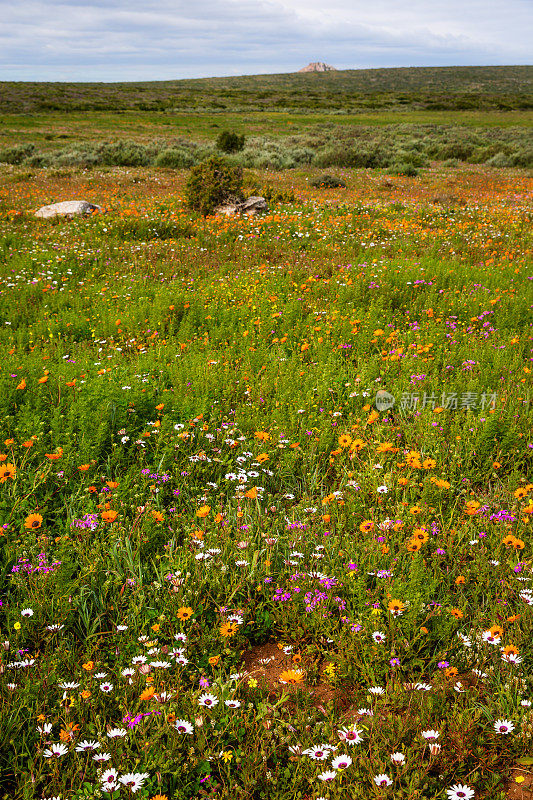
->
[0, 0, 531, 82]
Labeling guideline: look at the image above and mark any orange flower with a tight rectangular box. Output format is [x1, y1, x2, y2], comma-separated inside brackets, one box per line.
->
[196, 505, 210, 518]
[254, 431, 270, 441]
[208, 655, 220, 666]
[101, 510, 118, 523]
[4, 439, 14, 446]
[406, 539, 422, 552]
[409, 506, 422, 515]
[151, 510, 164, 523]
[140, 686, 156, 701]
[279, 669, 304, 685]
[388, 599, 405, 616]
[245, 487, 258, 499]
[489, 625, 504, 638]
[82, 661, 94, 671]
[338, 434, 352, 448]
[21, 440, 34, 448]
[398, 477, 408, 486]
[24, 513, 43, 529]
[45, 448, 63, 460]
[78, 464, 90, 471]
[413, 528, 429, 542]
[0, 463, 16, 482]
[81, 690, 91, 700]
[422, 458, 436, 469]
[455, 575, 466, 585]
[445, 666, 458, 678]
[177, 607, 193, 621]
[38, 375, 48, 384]
[65, 380, 76, 387]
[449, 608, 464, 619]
[106, 481, 119, 489]
[350, 438, 366, 452]
[16, 378, 26, 390]
[256, 453, 269, 463]
[220, 622, 239, 638]
[155, 403, 164, 411]
[359, 520, 374, 533]
[377, 442, 396, 453]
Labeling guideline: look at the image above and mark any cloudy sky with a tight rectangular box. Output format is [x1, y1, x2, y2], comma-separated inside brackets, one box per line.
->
[0, 0, 531, 82]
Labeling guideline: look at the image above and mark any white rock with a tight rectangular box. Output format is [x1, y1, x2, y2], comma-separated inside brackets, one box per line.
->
[35, 200, 102, 219]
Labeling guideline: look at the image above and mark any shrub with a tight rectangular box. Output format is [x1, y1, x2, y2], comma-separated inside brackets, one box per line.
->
[98, 141, 154, 167]
[386, 162, 419, 177]
[0, 144, 35, 164]
[184, 155, 243, 216]
[310, 174, 346, 188]
[154, 148, 196, 168]
[216, 130, 245, 153]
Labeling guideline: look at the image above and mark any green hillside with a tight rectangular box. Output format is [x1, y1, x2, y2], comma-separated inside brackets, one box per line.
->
[1, 65, 532, 113]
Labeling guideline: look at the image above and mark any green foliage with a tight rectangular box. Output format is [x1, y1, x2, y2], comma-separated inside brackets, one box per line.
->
[154, 147, 197, 168]
[309, 174, 347, 188]
[0, 143, 35, 164]
[184, 155, 243, 215]
[216, 130, 246, 153]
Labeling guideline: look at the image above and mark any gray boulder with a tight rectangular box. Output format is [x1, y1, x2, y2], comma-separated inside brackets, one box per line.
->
[35, 200, 102, 219]
[215, 196, 267, 216]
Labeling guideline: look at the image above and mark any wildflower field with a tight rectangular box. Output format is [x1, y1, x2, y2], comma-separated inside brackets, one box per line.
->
[0, 161, 532, 800]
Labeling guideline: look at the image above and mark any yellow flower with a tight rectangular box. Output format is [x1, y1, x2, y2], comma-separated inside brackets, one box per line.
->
[221, 751, 233, 763]
[196, 505, 210, 518]
[177, 607, 193, 621]
[14, 621, 21, 630]
[247, 678, 258, 688]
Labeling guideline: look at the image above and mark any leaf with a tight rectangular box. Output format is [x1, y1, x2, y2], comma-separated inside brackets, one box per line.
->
[516, 756, 533, 766]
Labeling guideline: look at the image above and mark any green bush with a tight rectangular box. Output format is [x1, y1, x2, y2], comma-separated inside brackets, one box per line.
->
[154, 148, 196, 168]
[386, 161, 419, 176]
[216, 130, 245, 153]
[184, 155, 243, 215]
[0, 144, 35, 164]
[310, 174, 346, 188]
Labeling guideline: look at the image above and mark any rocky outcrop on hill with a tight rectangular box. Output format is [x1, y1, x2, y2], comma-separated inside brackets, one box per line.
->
[298, 62, 337, 72]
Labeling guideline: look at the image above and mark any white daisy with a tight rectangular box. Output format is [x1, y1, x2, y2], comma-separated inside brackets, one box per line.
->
[446, 784, 475, 800]
[391, 752, 405, 764]
[331, 754, 352, 770]
[493, 719, 515, 734]
[174, 719, 194, 734]
[75, 739, 100, 752]
[118, 773, 149, 793]
[198, 693, 218, 708]
[337, 726, 363, 745]
[43, 743, 68, 758]
[374, 773, 392, 787]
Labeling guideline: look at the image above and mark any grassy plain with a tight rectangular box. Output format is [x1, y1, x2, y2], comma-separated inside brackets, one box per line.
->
[0, 62, 532, 800]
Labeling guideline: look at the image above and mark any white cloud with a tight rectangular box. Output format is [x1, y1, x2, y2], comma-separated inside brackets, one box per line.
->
[0, 0, 530, 80]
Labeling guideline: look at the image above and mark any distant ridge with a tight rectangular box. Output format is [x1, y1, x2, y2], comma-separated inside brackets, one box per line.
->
[0, 66, 531, 113]
[298, 62, 337, 73]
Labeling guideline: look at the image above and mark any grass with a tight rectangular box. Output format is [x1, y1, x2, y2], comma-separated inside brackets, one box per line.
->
[0, 160, 532, 800]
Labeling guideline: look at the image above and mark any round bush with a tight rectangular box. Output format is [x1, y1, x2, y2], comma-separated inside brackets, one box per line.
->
[155, 148, 196, 168]
[184, 155, 243, 216]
